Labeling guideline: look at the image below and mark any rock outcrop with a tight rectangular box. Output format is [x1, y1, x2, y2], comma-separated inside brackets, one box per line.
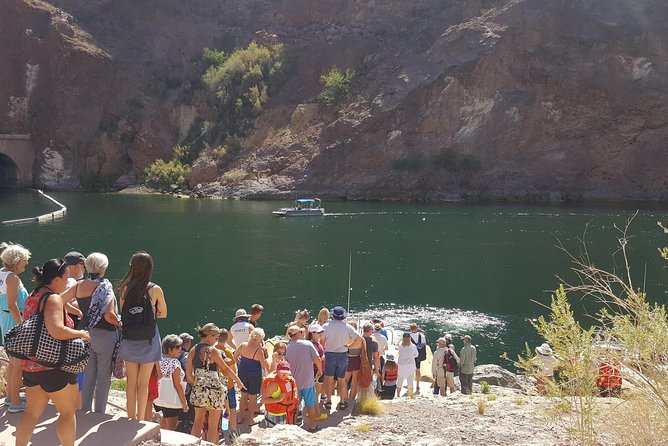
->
[2, 0, 668, 200]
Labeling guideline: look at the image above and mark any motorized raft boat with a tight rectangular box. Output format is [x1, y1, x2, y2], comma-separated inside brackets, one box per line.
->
[272, 198, 325, 216]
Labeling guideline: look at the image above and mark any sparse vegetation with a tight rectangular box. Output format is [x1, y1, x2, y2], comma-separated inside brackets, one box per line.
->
[355, 423, 370, 433]
[203, 41, 285, 137]
[110, 378, 126, 391]
[352, 395, 385, 416]
[476, 398, 487, 414]
[320, 67, 355, 105]
[479, 381, 491, 394]
[514, 397, 525, 406]
[486, 394, 497, 401]
[222, 168, 248, 183]
[143, 159, 191, 191]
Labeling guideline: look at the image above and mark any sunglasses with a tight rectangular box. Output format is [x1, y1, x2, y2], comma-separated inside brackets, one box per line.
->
[275, 352, 286, 356]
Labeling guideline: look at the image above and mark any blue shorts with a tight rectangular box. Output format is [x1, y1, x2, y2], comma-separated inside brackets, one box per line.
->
[227, 387, 237, 409]
[298, 386, 316, 408]
[324, 352, 348, 379]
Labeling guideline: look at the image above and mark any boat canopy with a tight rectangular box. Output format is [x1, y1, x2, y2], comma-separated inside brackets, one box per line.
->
[296, 198, 320, 203]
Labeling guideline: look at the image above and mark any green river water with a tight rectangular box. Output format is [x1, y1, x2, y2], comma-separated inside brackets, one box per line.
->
[2, 191, 668, 366]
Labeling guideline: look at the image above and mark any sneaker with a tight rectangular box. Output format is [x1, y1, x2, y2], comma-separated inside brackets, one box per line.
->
[8, 402, 26, 413]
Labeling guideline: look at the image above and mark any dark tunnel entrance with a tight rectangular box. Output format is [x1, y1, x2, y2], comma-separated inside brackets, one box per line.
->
[0, 153, 20, 189]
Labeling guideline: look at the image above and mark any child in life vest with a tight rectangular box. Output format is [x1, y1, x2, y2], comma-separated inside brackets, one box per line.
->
[379, 353, 398, 400]
[261, 361, 298, 426]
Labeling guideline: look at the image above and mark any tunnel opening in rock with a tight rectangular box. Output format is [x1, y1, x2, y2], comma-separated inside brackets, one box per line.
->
[0, 153, 20, 189]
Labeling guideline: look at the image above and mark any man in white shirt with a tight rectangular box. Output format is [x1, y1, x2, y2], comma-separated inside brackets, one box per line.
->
[230, 309, 253, 349]
[372, 323, 389, 370]
[321, 306, 357, 411]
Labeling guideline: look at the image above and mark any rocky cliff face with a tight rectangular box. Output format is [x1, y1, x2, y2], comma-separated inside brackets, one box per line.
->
[3, 0, 668, 200]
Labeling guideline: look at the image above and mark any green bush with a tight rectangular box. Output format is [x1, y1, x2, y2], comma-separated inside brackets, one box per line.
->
[320, 67, 355, 104]
[211, 137, 242, 166]
[479, 381, 491, 394]
[201, 48, 228, 69]
[203, 42, 285, 136]
[143, 159, 190, 191]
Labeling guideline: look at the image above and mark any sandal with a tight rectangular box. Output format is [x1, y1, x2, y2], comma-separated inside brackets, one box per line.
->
[337, 401, 348, 410]
[324, 401, 332, 410]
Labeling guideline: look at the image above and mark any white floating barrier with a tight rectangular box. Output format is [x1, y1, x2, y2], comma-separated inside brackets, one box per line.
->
[1, 189, 67, 225]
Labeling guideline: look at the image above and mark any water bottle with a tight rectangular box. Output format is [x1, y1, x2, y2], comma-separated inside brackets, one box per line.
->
[221, 413, 229, 431]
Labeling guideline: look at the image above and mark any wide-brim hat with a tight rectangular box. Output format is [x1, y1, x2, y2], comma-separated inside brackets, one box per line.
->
[287, 325, 305, 336]
[234, 309, 251, 321]
[536, 343, 553, 355]
[331, 306, 347, 320]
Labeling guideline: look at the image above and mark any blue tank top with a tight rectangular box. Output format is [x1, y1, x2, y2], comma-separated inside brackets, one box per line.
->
[0, 270, 28, 314]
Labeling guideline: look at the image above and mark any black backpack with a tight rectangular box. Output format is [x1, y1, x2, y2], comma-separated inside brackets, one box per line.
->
[121, 285, 155, 341]
[444, 348, 458, 372]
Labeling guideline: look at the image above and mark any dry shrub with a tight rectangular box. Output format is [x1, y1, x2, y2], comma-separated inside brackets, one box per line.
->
[477, 398, 487, 414]
[608, 397, 668, 446]
[355, 423, 370, 433]
[222, 168, 248, 183]
[353, 395, 385, 416]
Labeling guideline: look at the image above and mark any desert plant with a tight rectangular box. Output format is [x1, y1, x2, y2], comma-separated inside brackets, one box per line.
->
[476, 397, 487, 414]
[352, 395, 385, 416]
[487, 394, 497, 401]
[513, 284, 599, 446]
[479, 381, 491, 394]
[143, 159, 191, 191]
[203, 42, 285, 136]
[514, 397, 525, 406]
[355, 423, 370, 433]
[110, 378, 127, 391]
[222, 168, 248, 183]
[201, 48, 228, 68]
[320, 66, 355, 105]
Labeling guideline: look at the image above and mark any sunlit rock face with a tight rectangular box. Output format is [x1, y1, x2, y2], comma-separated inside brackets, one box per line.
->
[2, 0, 668, 199]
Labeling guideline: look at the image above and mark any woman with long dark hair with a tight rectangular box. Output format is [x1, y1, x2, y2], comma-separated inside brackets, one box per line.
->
[15, 259, 91, 446]
[118, 252, 167, 420]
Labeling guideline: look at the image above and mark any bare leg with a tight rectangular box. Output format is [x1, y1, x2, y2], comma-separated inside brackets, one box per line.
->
[237, 393, 248, 423]
[135, 363, 154, 421]
[323, 376, 334, 404]
[145, 398, 154, 421]
[125, 362, 139, 419]
[247, 394, 258, 424]
[336, 377, 348, 402]
[414, 368, 421, 392]
[349, 371, 360, 401]
[49, 383, 79, 446]
[15, 385, 50, 446]
[8, 357, 22, 405]
[206, 410, 221, 443]
[192, 407, 206, 439]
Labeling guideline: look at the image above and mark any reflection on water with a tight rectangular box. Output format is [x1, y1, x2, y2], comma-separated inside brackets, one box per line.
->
[2, 192, 668, 366]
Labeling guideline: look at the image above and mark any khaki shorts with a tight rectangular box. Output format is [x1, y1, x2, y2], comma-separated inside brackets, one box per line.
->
[436, 369, 457, 390]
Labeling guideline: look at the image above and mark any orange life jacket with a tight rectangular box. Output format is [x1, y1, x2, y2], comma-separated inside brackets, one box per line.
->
[262, 372, 298, 419]
[597, 361, 622, 389]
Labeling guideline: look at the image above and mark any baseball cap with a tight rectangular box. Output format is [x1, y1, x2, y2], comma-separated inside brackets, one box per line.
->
[63, 251, 85, 265]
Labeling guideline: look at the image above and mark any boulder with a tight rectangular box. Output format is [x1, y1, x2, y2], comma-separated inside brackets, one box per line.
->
[188, 155, 219, 188]
[473, 364, 523, 390]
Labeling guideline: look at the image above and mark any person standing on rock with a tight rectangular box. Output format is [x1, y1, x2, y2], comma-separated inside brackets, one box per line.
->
[229, 309, 253, 349]
[321, 306, 357, 411]
[249, 304, 264, 327]
[408, 323, 427, 393]
[286, 325, 324, 431]
[432, 338, 459, 396]
[459, 335, 477, 395]
[396, 333, 419, 397]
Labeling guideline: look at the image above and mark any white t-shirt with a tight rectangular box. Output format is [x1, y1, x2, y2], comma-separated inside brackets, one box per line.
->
[372, 332, 389, 354]
[231, 320, 252, 345]
[322, 320, 357, 353]
[535, 354, 560, 377]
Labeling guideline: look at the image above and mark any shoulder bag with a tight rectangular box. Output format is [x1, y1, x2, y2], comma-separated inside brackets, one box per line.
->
[189, 346, 226, 410]
[155, 364, 187, 409]
[5, 291, 90, 374]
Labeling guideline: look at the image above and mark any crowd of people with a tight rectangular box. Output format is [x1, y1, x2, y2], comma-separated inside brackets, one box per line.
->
[1, 241, 483, 445]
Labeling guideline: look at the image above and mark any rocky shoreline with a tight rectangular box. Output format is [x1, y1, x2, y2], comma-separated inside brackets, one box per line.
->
[129, 364, 623, 446]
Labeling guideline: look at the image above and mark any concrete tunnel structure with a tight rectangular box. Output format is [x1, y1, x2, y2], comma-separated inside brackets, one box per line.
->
[0, 134, 34, 189]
